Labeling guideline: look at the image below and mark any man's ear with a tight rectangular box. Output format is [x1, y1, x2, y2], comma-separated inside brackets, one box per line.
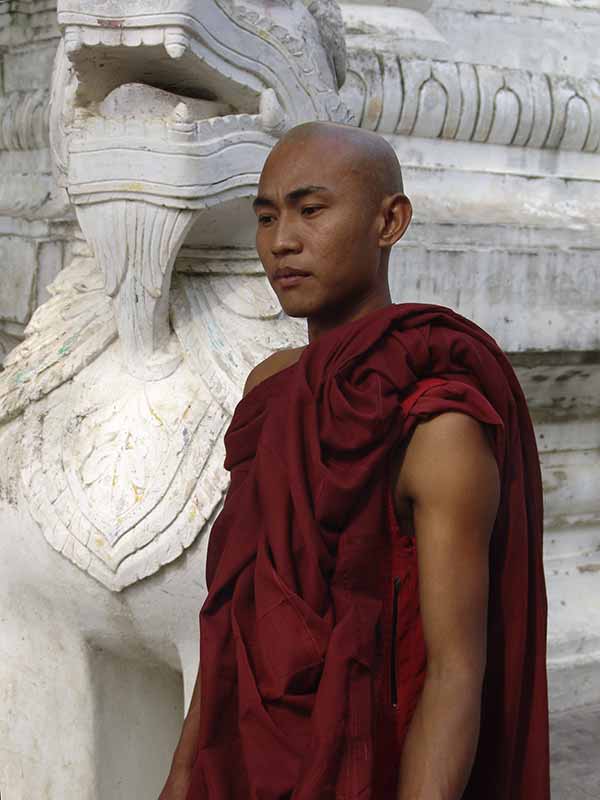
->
[378, 193, 412, 247]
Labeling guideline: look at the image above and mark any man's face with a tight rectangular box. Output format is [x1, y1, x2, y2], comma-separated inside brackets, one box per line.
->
[253, 135, 385, 320]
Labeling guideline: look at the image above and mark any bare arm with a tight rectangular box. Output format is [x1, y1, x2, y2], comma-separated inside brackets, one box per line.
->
[159, 662, 202, 798]
[395, 412, 501, 800]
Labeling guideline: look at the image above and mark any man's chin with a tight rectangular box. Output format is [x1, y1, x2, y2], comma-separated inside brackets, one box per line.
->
[280, 304, 310, 319]
[277, 295, 315, 318]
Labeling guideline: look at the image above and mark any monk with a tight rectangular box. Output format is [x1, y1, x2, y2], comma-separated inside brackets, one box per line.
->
[160, 121, 549, 800]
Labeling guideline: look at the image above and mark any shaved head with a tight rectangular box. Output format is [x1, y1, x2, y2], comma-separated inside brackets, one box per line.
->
[254, 120, 412, 340]
[267, 121, 405, 210]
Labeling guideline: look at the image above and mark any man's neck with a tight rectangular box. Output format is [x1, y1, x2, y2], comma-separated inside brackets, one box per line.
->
[306, 296, 393, 343]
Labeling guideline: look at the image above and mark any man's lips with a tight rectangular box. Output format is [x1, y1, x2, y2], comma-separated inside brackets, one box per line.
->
[274, 272, 312, 289]
[273, 266, 311, 279]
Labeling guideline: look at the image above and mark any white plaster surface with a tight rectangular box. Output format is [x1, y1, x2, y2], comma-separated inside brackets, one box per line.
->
[428, 0, 600, 79]
[90, 647, 183, 800]
[0, 238, 38, 324]
[550, 703, 600, 799]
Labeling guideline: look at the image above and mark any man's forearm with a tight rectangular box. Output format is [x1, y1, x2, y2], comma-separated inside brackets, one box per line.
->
[171, 667, 202, 771]
[396, 668, 483, 800]
[159, 668, 202, 798]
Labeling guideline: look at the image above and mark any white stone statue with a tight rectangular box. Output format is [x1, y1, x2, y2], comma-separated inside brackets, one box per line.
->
[5, 0, 353, 590]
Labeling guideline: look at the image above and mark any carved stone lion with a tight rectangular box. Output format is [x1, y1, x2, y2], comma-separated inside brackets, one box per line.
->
[1, 0, 351, 591]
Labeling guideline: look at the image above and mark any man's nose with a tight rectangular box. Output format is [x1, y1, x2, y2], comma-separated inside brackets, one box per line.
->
[270, 217, 302, 255]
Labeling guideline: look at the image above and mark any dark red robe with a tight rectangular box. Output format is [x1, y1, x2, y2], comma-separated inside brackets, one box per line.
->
[186, 302, 549, 800]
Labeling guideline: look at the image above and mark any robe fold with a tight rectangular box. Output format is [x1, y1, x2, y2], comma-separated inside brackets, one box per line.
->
[185, 302, 549, 800]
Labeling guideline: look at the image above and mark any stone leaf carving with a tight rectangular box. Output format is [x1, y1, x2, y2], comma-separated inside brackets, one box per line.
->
[20, 361, 230, 591]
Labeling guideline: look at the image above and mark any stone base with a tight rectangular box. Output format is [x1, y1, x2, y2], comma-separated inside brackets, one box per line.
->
[550, 702, 600, 799]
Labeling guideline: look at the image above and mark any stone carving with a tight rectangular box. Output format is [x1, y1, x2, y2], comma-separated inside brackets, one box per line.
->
[42, 45, 600, 157]
[303, 0, 347, 87]
[19, 283, 231, 590]
[0, 331, 22, 366]
[0, 89, 50, 150]
[50, 0, 352, 380]
[0, 0, 345, 589]
[76, 201, 195, 380]
[342, 52, 600, 152]
[0, 257, 116, 424]
[4, 255, 305, 590]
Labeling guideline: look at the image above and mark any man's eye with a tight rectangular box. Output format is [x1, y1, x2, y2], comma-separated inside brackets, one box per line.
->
[258, 214, 274, 224]
[302, 206, 322, 216]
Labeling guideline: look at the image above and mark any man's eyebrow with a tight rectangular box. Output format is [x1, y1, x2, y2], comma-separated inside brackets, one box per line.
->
[252, 185, 330, 210]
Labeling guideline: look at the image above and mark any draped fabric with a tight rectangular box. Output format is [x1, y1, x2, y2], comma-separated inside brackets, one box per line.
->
[185, 302, 549, 800]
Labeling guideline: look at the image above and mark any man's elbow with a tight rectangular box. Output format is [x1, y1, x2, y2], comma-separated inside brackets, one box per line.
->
[425, 649, 487, 696]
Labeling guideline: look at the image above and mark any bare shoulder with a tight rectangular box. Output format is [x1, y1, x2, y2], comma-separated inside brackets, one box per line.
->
[396, 411, 499, 507]
[242, 346, 306, 398]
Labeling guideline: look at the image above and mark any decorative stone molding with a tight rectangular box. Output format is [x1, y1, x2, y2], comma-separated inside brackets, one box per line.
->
[0, 89, 50, 150]
[38, 49, 600, 158]
[341, 52, 600, 152]
[0, 257, 116, 424]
